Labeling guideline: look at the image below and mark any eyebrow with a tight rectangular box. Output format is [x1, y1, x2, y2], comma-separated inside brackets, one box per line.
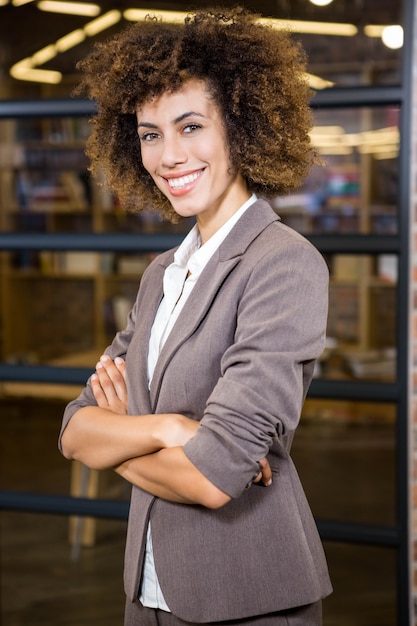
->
[137, 111, 205, 129]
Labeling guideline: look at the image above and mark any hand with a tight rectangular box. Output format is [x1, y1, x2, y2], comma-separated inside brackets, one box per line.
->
[91, 354, 128, 415]
[253, 457, 272, 487]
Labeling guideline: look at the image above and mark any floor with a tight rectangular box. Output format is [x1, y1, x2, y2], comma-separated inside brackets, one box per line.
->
[0, 396, 398, 625]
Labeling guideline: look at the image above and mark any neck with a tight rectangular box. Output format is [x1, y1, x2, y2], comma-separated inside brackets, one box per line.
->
[197, 186, 251, 244]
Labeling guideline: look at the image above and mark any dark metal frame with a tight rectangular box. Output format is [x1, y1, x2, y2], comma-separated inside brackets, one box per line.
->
[0, 4, 413, 617]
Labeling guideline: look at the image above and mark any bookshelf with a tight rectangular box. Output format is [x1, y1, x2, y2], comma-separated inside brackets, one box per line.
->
[275, 143, 399, 382]
[0, 113, 398, 382]
[0, 115, 194, 372]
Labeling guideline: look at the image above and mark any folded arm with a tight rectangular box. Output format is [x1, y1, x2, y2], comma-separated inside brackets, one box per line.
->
[60, 355, 199, 469]
[61, 355, 271, 506]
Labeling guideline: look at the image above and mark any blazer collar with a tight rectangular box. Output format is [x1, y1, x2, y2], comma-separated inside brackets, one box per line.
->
[218, 198, 280, 260]
[149, 198, 279, 409]
[157, 198, 280, 268]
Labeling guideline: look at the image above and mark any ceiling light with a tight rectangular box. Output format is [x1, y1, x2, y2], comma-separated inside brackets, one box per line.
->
[0, 0, 9, 5]
[84, 10, 121, 36]
[10, 9, 121, 83]
[316, 146, 353, 155]
[124, 10, 357, 37]
[381, 25, 403, 49]
[263, 18, 357, 36]
[310, 125, 399, 155]
[306, 73, 334, 90]
[16, 68, 62, 84]
[37, 0, 100, 16]
[10, 59, 62, 84]
[124, 9, 187, 24]
[8, 7, 357, 86]
[31, 44, 57, 65]
[55, 29, 86, 52]
[364, 24, 404, 49]
[360, 127, 399, 145]
[364, 25, 386, 37]
[12, 0, 35, 5]
[309, 0, 334, 5]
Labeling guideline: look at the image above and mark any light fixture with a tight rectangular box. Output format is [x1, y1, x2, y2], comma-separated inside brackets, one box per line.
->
[10, 58, 62, 84]
[9, 9, 121, 83]
[12, 0, 35, 6]
[123, 9, 186, 24]
[264, 18, 357, 36]
[9, 7, 359, 85]
[364, 24, 404, 49]
[360, 127, 399, 146]
[55, 29, 86, 52]
[124, 10, 358, 37]
[364, 25, 385, 37]
[310, 125, 399, 156]
[306, 73, 334, 90]
[309, 0, 334, 6]
[31, 44, 57, 65]
[381, 25, 403, 50]
[84, 10, 121, 36]
[37, 0, 100, 16]
[316, 145, 353, 155]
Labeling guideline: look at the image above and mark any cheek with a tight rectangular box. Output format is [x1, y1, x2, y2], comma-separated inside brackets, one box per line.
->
[213, 132, 232, 168]
[139, 144, 160, 176]
[203, 141, 230, 173]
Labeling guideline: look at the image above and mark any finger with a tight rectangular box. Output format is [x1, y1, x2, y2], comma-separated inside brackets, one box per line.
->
[99, 356, 128, 401]
[259, 458, 272, 486]
[253, 458, 272, 487]
[95, 361, 120, 402]
[114, 357, 128, 396]
[252, 466, 261, 483]
[114, 356, 127, 380]
[252, 459, 265, 483]
[94, 365, 127, 413]
[90, 373, 109, 408]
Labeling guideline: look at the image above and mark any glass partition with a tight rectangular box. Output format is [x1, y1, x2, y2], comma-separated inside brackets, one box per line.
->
[0, 116, 193, 372]
[274, 106, 399, 236]
[316, 254, 397, 382]
[295, 399, 396, 525]
[323, 542, 397, 625]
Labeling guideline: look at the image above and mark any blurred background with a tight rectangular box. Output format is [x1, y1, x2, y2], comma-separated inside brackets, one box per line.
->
[0, 0, 412, 624]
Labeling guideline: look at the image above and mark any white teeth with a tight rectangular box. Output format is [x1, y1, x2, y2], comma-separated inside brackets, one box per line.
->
[167, 171, 200, 189]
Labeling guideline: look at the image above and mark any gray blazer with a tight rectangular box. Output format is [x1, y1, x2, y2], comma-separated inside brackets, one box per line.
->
[60, 199, 332, 622]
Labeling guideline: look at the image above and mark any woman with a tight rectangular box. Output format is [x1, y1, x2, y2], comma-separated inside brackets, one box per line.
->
[59, 7, 332, 625]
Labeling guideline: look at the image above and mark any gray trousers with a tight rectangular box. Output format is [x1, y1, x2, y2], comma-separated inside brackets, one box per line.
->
[124, 599, 322, 626]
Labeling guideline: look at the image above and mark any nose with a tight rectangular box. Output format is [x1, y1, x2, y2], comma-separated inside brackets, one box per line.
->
[160, 134, 187, 168]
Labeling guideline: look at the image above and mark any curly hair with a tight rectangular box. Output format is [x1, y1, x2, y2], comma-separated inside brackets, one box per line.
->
[76, 7, 317, 222]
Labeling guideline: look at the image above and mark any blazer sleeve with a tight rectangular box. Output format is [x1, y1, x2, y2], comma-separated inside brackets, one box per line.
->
[183, 232, 329, 498]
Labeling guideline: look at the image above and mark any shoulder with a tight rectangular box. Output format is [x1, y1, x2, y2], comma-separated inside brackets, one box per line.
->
[142, 247, 176, 277]
[248, 218, 328, 279]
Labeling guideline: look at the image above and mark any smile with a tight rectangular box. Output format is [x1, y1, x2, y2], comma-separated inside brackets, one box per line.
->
[166, 170, 203, 190]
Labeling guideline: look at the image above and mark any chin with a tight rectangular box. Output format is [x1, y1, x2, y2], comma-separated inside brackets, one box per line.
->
[171, 204, 199, 219]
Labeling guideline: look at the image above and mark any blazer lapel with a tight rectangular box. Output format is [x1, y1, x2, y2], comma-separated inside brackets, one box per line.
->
[149, 199, 279, 410]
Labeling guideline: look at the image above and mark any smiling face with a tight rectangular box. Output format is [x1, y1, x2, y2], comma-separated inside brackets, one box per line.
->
[137, 80, 250, 242]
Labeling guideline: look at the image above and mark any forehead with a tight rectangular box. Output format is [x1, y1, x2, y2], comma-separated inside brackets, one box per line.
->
[137, 79, 219, 119]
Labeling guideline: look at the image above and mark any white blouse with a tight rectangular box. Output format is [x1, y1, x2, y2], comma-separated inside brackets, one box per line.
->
[140, 194, 256, 610]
